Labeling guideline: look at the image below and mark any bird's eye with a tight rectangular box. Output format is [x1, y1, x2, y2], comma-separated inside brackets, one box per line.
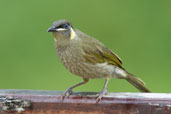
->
[63, 24, 69, 28]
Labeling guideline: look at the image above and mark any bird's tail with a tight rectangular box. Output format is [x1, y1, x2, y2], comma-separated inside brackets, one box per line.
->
[125, 72, 151, 92]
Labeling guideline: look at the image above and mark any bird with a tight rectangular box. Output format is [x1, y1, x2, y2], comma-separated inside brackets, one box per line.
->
[47, 19, 151, 103]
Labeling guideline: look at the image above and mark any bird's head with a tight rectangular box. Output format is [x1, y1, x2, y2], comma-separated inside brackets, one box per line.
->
[48, 19, 76, 40]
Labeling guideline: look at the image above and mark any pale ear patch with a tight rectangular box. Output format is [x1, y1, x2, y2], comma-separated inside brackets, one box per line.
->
[70, 27, 76, 40]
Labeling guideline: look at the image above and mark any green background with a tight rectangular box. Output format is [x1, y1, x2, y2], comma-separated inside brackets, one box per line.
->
[0, 0, 170, 93]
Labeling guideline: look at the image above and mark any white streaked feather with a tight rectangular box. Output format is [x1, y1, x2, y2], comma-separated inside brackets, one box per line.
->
[56, 28, 67, 31]
[113, 66, 127, 78]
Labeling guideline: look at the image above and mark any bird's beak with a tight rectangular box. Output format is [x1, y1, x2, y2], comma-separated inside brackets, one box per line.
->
[47, 26, 56, 32]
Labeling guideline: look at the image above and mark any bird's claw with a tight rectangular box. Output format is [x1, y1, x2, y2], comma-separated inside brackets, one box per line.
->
[96, 88, 107, 103]
[61, 88, 73, 101]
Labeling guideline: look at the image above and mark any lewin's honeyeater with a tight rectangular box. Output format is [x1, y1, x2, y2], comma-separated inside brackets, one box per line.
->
[48, 19, 151, 103]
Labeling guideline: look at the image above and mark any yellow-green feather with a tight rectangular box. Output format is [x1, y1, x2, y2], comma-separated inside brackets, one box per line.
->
[74, 29, 123, 68]
[82, 40, 123, 68]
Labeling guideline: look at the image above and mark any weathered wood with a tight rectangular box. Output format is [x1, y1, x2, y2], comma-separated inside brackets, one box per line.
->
[0, 89, 171, 114]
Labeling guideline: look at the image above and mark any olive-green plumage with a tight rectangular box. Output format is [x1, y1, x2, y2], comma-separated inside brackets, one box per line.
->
[48, 19, 151, 103]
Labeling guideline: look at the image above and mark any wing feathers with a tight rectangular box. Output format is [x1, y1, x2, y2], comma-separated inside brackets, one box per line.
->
[83, 44, 123, 68]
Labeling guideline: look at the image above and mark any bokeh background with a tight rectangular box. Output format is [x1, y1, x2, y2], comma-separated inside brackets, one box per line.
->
[0, 0, 171, 93]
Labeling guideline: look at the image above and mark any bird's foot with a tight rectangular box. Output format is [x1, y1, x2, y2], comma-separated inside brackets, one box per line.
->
[61, 88, 73, 101]
[96, 88, 107, 103]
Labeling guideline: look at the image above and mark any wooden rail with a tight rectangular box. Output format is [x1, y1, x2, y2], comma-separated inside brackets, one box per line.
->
[0, 89, 171, 114]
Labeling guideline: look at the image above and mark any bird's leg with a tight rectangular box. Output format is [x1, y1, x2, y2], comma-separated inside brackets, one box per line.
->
[96, 78, 110, 103]
[61, 78, 89, 100]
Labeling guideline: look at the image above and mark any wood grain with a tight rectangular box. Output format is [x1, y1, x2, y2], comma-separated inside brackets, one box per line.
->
[0, 89, 171, 114]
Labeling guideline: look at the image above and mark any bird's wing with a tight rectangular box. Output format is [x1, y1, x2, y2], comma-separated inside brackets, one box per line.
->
[82, 39, 123, 68]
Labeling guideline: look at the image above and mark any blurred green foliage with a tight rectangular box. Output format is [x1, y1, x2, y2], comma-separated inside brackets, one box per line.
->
[0, 0, 171, 93]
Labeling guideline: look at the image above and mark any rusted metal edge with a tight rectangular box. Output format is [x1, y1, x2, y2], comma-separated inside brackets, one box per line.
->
[0, 89, 171, 114]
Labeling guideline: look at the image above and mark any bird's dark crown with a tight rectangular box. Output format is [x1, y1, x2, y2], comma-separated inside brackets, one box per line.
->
[52, 19, 72, 29]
